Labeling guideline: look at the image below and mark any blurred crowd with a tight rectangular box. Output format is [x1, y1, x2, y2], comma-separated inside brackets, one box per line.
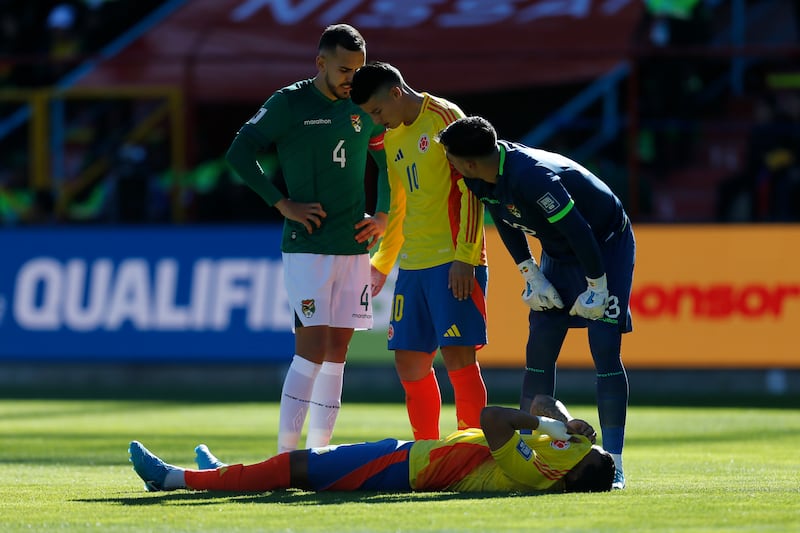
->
[1, 0, 164, 87]
[1, 0, 798, 225]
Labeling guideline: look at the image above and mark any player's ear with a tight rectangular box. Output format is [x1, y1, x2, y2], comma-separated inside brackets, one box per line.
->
[315, 54, 326, 73]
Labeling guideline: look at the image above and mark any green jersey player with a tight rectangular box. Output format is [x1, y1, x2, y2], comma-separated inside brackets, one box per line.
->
[225, 24, 389, 453]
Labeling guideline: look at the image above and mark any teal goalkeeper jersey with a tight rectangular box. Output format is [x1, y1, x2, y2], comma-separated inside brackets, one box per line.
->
[230, 78, 388, 254]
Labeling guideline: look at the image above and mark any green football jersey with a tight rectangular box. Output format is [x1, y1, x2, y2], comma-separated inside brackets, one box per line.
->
[235, 79, 387, 255]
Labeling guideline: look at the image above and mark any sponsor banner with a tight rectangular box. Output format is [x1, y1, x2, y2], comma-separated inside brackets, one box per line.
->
[0, 226, 295, 361]
[76, 0, 643, 102]
[3, 225, 797, 368]
[480, 225, 800, 368]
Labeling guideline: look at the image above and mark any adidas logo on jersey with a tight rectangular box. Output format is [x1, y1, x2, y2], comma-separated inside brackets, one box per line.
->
[443, 324, 461, 338]
[394, 149, 404, 162]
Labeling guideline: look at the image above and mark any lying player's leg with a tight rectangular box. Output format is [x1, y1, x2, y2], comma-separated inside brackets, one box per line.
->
[130, 440, 293, 492]
[131, 440, 413, 493]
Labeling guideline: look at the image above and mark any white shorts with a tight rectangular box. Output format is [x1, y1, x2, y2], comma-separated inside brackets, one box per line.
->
[282, 252, 373, 330]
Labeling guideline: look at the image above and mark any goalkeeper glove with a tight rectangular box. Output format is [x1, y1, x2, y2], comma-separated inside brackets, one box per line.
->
[536, 416, 571, 441]
[569, 274, 609, 320]
[518, 259, 564, 311]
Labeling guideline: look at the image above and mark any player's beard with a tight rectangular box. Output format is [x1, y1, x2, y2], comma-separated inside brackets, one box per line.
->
[326, 74, 350, 100]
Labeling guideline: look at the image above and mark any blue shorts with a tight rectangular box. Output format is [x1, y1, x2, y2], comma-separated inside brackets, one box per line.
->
[307, 439, 414, 491]
[387, 263, 488, 353]
[539, 222, 635, 333]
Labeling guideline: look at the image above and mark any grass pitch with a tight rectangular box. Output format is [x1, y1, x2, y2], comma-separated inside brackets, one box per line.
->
[0, 399, 798, 532]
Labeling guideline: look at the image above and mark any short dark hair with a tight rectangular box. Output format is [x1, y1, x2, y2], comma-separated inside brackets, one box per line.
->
[437, 116, 497, 158]
[318, 24, 365, 53]
[350, 61, 403, 105]
[563, 447, 616, 493]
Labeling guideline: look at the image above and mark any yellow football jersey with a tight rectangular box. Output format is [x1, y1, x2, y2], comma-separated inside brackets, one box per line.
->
[408, 428, 592, 493]
[371, 93, 486, 274]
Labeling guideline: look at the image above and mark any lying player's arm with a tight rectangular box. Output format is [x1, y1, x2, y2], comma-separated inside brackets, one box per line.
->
[531, 394, 597, 443]
[480, 406, 570, 451]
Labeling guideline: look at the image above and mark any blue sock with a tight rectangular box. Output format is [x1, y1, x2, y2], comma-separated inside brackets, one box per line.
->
[596, 369, 628, 454]
[601, 425, 625, 455]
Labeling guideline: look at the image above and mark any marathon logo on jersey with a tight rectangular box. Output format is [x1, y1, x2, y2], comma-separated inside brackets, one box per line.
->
[537, 192, 560, 214]
[516, 439, 533, 461]
[418, 133, 430, 153]
[550, 440, 571, 450]
[350, 114, 362, 133]
[303, 118, 332, 126]
[506, 204, 521, 218]
[301, 299, 316, 318]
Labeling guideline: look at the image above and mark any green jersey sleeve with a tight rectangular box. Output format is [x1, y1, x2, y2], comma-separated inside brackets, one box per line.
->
[369, 121, 390, 215]
[224, 93, 292, 207]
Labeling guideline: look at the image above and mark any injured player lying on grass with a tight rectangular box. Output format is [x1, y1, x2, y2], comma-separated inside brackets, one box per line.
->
[129, 395, 615, 494]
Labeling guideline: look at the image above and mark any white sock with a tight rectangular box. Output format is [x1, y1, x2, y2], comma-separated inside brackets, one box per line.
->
[278, 355, 321, 453]
[163, 469, 186, 490]
[305, 361, 345, 449]
[611, 453, 624, 473]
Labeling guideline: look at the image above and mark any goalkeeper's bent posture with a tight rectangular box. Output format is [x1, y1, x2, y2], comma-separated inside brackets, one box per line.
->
[437, 116, 635, 490]
[129, 395, 615, 494]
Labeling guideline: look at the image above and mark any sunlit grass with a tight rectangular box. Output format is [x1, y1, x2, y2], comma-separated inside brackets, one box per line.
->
[0, 400, 797, 532]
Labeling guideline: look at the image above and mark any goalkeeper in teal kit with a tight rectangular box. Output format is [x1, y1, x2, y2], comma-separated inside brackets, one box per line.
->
[438, 116, 635, 490]
[225, 24, 390, 454]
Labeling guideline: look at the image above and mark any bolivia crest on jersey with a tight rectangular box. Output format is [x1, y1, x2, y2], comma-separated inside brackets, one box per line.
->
[418, 133, 430, 153]
[506, 204, 521, 218]
[351, 114, 362, 132]
[301, 299, 316, 318]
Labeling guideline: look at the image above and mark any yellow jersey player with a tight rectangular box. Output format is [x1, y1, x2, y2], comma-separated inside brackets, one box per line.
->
[130, 395, 615, 494]
[350, 62, 489, 440]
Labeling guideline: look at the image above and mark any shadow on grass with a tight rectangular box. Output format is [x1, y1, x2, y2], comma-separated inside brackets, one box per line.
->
[80, 489, 539, 507]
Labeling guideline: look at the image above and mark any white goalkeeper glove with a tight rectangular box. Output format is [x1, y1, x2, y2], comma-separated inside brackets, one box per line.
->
[569, 274, 609, 320]
[518, 259, 564, 311]
[536, 416, 571, 441]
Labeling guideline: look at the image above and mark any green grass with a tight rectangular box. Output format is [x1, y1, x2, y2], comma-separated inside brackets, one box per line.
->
[0, 400, 798, 532]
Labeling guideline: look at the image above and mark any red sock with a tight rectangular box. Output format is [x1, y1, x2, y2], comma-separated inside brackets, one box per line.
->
[401, 369, 441, 440]
[184, 453, 291, 492]
[448, 362, 487, 430]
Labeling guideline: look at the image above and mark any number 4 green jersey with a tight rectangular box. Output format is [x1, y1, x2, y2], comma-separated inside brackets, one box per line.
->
[227, 78, 389, 254]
